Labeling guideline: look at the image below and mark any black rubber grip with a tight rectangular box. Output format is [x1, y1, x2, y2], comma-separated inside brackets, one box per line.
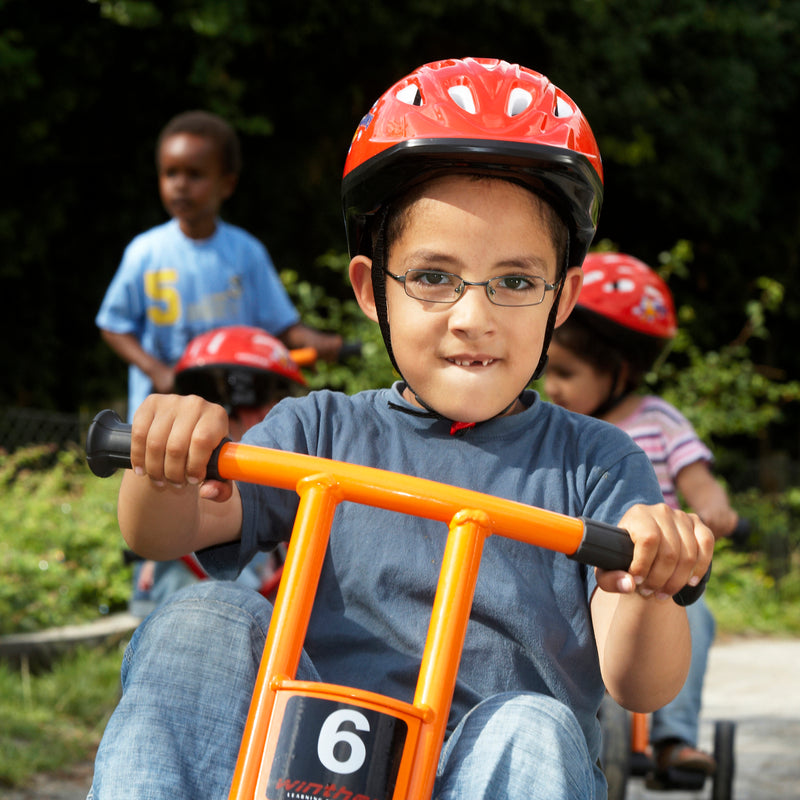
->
[571, 517, 709, 607]
[338, 340, 363, 360]
[85, 409, 133, 477]
[85, 409, 226, 481]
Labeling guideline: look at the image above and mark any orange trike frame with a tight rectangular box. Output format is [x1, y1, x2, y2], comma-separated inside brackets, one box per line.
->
[213, 440, 587, 800]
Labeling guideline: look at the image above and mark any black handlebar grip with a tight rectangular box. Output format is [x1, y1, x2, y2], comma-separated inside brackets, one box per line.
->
[85, 409, 227, 481]
[338, 340, 363, 360]
[85, 409, 133, 477]
[671, 563, 712, 607]
[572, 517, 710, 607]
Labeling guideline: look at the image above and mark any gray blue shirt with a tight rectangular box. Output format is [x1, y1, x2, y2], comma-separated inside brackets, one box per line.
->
[199, 383, 661, 767]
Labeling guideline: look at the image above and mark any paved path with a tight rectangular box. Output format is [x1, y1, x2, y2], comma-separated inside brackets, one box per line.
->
[4, 637, 799, 799]
[627, 637, 800, 800]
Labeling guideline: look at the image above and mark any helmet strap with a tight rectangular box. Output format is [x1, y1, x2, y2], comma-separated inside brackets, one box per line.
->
[530, 244, 570, 382]
[371, 208, 400, 375]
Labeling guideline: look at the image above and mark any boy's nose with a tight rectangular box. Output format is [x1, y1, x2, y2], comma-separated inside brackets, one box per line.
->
[448, 284, 496, 333]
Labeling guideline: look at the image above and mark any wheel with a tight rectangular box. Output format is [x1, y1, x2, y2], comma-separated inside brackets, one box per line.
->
[711, 720, 736, 800]
[599, 693, 631, 800]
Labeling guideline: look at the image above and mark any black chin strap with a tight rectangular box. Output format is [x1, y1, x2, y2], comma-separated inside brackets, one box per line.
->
[590, 385, 629, 420]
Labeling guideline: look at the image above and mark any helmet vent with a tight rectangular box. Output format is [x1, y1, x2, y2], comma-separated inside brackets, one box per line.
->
[396, 83, 423, 106]
[507, 88, 533, 117]
[554, 96, 573, 118]
[448, 85, 477, 114]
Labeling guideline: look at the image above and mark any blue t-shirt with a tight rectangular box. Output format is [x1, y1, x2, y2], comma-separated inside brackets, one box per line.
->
[199, 384, 662, 774]
[96, 218, 299, 418]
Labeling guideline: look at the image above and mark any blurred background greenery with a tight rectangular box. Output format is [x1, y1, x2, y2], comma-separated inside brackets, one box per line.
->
[2, 1, 800, 786]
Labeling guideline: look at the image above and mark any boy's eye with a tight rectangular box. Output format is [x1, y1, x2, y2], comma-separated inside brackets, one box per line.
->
[495, 275, 538, 292]
[411, 270, 452, 286]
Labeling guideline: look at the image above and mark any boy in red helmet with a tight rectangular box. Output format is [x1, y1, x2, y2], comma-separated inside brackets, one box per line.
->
[130, 326, 307, 615]
[546, 252, 738, 782]
[88, 60, 713, 800]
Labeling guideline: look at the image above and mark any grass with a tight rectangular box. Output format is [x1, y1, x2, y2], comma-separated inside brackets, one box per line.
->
[0, 644, 124, 788]
[706, 543, 800, 637]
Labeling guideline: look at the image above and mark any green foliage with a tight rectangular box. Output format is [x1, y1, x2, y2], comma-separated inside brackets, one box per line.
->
[280, 253, 398, 394]
[0, 644, 123, 787]
[0, 446, 130, 635]
[651, 245, 800, 446]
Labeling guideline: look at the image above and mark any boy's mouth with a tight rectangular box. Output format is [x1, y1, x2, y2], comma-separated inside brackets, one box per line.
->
[447, 357, 496, 367]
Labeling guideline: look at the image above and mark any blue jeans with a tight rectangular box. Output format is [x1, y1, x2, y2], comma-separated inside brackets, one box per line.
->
[88, 582, 602, 800]
[650, 596, 716, 746]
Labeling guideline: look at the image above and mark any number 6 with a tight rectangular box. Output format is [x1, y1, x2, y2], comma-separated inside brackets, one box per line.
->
[317, 709, 370, 774]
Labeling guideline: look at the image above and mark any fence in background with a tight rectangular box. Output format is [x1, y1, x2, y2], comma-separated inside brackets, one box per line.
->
[0, 407, 94, 453]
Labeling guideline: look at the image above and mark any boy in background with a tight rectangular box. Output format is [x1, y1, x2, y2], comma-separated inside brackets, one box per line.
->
[96, 110, 340, 422]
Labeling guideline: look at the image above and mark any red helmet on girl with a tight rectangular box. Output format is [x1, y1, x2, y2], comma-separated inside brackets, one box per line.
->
[174, 326, 305, 412]
[574, 252, 677, 373]
[341, 57, 604, 394]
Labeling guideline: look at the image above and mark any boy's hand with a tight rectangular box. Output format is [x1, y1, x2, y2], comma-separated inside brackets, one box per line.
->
[596, 503, 714, 600]
[130, 394, 232, 501]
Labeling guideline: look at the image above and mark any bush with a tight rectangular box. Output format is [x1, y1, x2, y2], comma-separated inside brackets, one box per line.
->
[0, 445, 130, 635]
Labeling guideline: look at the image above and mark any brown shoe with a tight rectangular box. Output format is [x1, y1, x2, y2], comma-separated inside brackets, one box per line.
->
[654, 740, 717, 775]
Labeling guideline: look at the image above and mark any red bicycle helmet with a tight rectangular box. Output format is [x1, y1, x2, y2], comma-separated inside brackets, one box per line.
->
[574, 252, 677, 374]
[578, 253, 677, 337]
[342, 57, 603, 266]
[174, 326, 305, 411]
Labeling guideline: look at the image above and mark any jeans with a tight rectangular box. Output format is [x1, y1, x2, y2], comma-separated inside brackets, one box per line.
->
[650, 595, 716, 746]
[88, 581, 602, 800]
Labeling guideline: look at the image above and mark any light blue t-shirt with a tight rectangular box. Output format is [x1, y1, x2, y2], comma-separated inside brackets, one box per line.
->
[198, 384, 662, 773]
[96, 218, 299, 419]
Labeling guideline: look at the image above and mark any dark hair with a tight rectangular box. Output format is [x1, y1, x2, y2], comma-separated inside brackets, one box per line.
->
[553, 310, 651, 394]
[156, 110, 242, 176]
[381, 174, 569, 279]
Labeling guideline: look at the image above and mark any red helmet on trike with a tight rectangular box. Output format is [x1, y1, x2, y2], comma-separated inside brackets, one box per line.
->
[342, 57, 603, 268]
[573, 252, 677, 376]
[174, 326, 305, 412]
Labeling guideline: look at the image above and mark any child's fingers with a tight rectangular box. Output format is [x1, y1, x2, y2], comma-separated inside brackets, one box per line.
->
[130, 394, 229, 486]
[183, 404, 229, 483]
[595, 569, 637, 596]
[621, 504, 713, 599]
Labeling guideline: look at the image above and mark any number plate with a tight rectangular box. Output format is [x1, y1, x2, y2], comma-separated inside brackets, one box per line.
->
[265, 696, 408, 800]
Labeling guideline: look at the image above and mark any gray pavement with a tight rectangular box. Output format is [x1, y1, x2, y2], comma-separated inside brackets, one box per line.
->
[627, 637, 800, 800]
[3, 637, 799, 799]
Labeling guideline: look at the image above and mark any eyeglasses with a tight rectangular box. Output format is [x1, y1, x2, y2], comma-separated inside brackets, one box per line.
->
[384, 268, 557, 307]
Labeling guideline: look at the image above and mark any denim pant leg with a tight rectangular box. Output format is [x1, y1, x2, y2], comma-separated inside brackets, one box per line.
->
[88, 581, 319, 800]
[650, 596, 716, 746]
[435, 692, 603, 800]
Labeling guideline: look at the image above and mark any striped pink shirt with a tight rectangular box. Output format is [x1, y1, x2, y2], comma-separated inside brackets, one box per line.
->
[616, 396, 712, 509]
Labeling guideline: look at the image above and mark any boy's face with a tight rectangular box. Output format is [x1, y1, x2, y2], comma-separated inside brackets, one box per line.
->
[544, 340, 614, 416]
[157, 133, 236, 240]
[351, 175, 582, 422]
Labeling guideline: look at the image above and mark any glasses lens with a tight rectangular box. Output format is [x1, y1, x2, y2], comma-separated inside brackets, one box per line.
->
[404, 270, 460, 302]
[488, 276, 546, 306]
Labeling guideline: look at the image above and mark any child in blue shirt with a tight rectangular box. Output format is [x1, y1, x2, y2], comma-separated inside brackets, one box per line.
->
[87, 60, 713, 800]
[96, 110, 341, 421]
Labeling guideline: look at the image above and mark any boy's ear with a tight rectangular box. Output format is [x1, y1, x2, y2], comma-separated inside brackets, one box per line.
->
[553, 266, 584, 327]
[221, 173, 238, 201]
[349, 256, 379, 323]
